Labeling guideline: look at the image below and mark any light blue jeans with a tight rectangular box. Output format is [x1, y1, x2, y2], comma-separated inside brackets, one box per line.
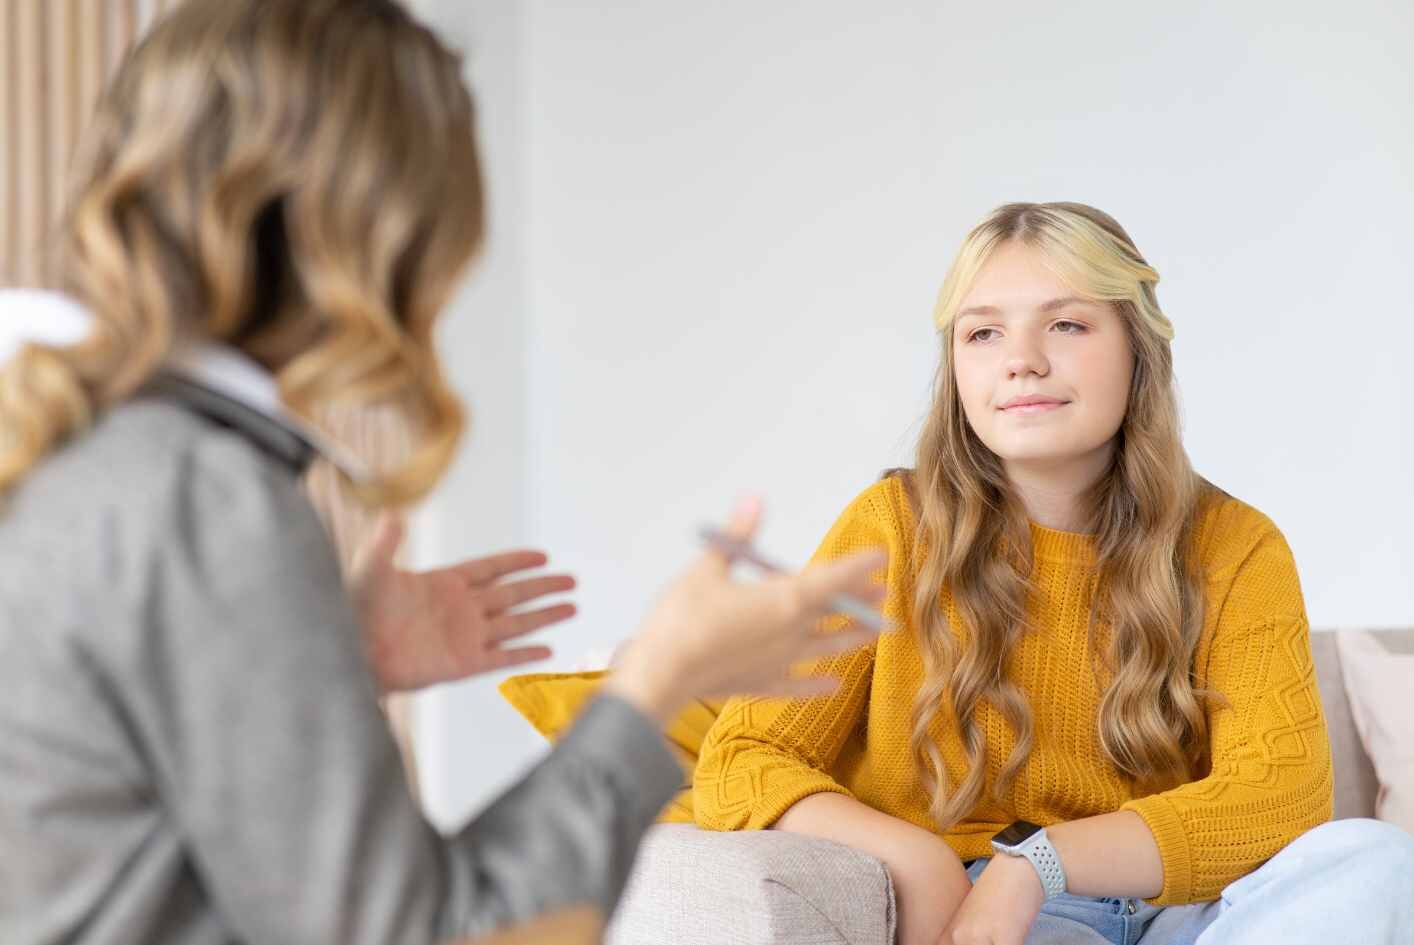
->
[964, 819, 1414, 945]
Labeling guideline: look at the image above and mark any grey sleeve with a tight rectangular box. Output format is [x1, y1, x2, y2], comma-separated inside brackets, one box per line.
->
[444, 695, 684, 938]
[111, 456, 680, 944]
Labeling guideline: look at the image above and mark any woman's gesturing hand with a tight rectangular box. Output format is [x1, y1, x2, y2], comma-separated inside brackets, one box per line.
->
[352, 514, 576, 693]
[604, 495, 888, 724]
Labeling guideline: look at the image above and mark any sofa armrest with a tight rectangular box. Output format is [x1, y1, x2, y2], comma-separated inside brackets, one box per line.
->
[606, 824, 896, 945]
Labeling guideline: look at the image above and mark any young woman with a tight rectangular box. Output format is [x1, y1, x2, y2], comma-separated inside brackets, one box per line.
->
[0, 2, 886, 943]
[693, 202, 1414, 945]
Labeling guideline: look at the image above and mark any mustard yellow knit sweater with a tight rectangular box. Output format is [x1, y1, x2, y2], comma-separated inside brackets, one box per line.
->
[692, 476, 1333, 905]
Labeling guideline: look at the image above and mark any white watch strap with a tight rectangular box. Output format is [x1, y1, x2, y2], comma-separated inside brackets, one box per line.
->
[1018, 830, 1067, 899]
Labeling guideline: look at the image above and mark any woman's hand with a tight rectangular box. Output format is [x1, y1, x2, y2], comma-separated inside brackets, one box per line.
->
[939, 855, 1045, 945]
[604, 496, 887, 723]
[351, 514, 576, 693]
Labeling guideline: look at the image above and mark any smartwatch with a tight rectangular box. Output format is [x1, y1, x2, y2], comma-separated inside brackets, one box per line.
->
[990, 820, 1067, 900]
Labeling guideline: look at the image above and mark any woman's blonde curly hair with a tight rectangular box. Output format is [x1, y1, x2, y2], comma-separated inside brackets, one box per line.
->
[1, 0, 482, 507]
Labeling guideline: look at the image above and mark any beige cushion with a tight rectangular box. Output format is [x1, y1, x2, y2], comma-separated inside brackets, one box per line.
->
[1311, 632, 1380, 819]
[1336, 631, 1414, 834]
[606, 824, 895, 945]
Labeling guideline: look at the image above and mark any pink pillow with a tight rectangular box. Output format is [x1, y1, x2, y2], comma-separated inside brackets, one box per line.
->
[1336, 631, 1414, 835]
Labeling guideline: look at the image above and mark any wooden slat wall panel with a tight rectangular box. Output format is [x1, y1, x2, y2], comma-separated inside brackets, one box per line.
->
[13, 1, 45, 288]
[0, 3, 15, 286]
[78, 5, 109, 184]
[0, 0, 423, 792]
[1, 0, 146, 289]
[49, 1, 77, 256]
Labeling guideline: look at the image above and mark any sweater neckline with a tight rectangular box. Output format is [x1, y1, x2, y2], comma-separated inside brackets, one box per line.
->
[1028, 520, 1098, 566]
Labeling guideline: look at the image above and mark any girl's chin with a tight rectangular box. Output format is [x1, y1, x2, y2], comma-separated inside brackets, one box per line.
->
[990, 442, 1109, 467]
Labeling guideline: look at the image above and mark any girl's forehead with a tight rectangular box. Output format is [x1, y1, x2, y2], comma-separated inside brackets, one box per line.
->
[964, 244, 1074, 299]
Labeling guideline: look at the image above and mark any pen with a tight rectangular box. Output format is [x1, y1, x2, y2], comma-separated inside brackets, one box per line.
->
[697, 525, 889, 632]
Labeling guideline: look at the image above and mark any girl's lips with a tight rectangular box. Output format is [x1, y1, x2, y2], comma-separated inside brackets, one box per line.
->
[1001, 401, 1067, 415]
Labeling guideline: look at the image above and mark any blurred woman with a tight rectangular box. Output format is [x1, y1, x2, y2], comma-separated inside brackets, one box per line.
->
[0, 2, 885, 943]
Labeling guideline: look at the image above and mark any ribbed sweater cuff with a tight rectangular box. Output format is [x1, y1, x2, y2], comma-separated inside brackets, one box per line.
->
[1121, 795, 1193, 905]
[711, 774, 854, 831]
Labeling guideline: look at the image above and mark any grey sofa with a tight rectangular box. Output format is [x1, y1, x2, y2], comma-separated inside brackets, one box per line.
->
[605, 629, 1414, 945]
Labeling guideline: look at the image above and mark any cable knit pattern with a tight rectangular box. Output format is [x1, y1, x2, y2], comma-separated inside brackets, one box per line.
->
[692, 476, 1333, 906]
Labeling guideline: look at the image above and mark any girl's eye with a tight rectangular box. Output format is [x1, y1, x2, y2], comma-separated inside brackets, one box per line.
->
[1053, 320, 1087, 334]
[967, 328, 999, 343]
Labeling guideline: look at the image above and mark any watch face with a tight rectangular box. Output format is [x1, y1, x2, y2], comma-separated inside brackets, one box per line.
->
[994, 820, 1044, 848]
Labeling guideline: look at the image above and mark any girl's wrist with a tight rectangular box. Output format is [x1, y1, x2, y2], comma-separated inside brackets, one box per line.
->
[984, 852, 1048, 907]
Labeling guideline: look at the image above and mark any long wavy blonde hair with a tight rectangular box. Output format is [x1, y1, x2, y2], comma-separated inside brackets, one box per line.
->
[0, 0, 480, 506]
[899, 202, 1217, 831]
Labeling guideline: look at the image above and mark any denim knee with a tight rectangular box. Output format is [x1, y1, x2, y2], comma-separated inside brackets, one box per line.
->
[1296, 818, 1414, 893]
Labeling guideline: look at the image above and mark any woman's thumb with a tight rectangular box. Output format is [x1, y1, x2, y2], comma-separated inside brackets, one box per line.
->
[355, 511, 406, 576]
[723, 494, 763, 540]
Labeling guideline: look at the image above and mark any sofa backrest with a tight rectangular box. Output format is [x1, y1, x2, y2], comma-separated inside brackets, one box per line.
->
[1312, 629, 1414, 820]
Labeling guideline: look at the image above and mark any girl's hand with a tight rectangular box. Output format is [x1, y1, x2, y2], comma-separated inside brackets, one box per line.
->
[940, 855, 1045, 945]
[604, 495, 887, 723]
[351, 514, 576, 693]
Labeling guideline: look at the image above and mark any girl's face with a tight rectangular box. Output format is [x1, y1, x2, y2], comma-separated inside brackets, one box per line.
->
[951, 240, 1134, 474]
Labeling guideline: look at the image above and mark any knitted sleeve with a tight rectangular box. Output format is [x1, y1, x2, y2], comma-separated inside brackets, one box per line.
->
[692, 478, 912, 831]
[1120, 525, 1334, 905]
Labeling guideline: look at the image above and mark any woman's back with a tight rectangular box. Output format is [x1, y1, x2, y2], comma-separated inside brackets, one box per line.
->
[0, 1, 907, 941]
[0, 390, 432, 944]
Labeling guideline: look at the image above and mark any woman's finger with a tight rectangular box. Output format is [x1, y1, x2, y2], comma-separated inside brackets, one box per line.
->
[798, 549, 888, 610]
[488, 602, 578, 641]
[350, 511, 406, 580]
[445, 549, 551, 586]
[754, 675, 841, 699]
[482, 645, 555, 671]
[482, 574, 577, 613]
[856, 581, 888, 603]
[723, 494, 763, 540]
[795, 625, 881, 661]
[701, 494, 764, 575]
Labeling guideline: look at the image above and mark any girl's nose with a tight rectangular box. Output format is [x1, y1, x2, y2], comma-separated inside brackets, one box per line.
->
[1004, 336, 1049, 379]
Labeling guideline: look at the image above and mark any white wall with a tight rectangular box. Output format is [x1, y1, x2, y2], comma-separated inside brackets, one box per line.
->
[411, 0, 1414, 828]
[401, 0, 536, 829]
